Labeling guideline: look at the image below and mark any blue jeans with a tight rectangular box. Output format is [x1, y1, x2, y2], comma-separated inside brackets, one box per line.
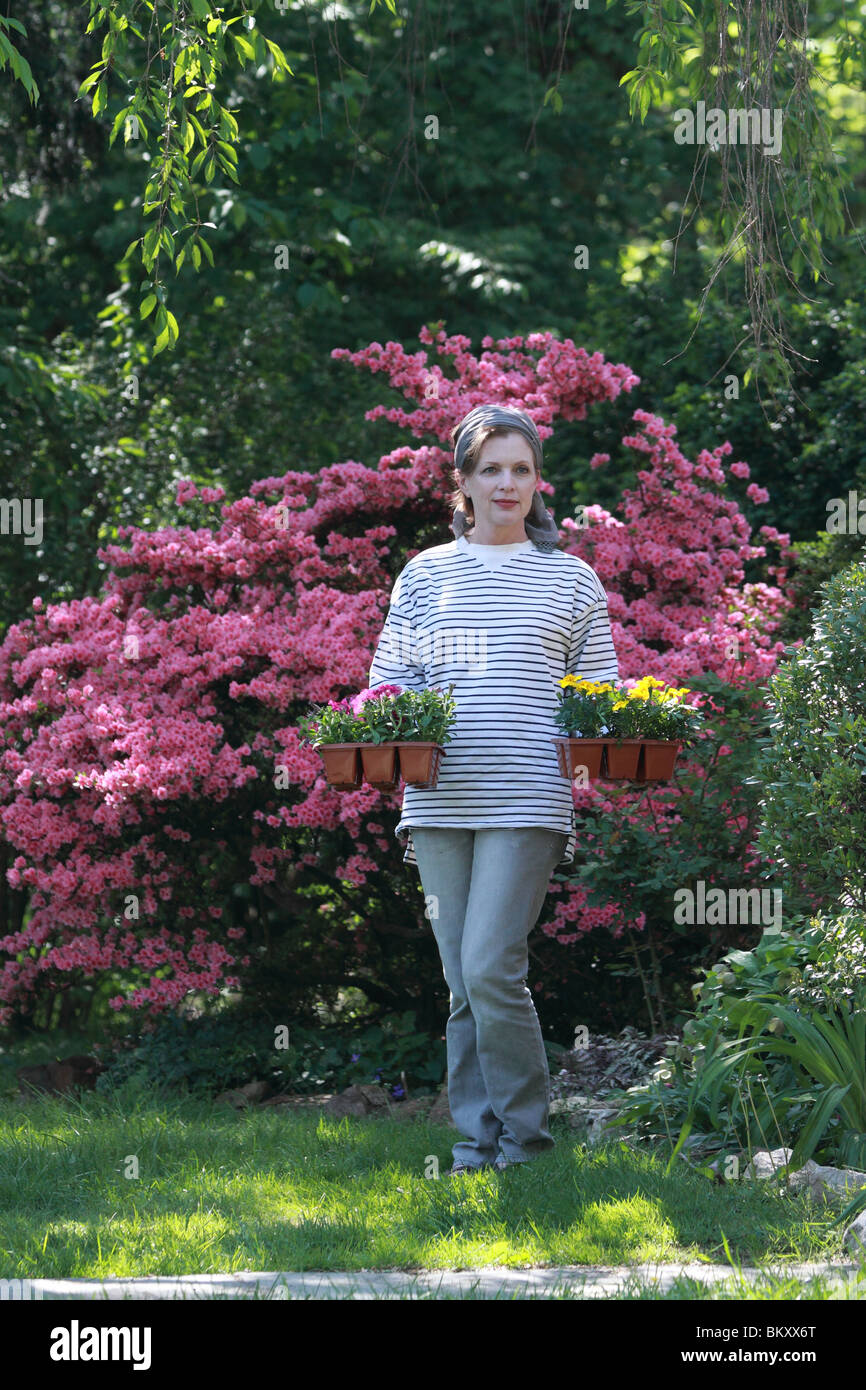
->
[411, 826, 570, 1168]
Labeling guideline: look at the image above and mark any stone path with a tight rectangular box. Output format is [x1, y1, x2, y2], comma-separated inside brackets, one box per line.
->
[21, 1259, 865, 1300]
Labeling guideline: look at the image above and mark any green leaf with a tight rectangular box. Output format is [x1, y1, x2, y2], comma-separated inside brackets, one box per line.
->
[140, 295, 157, 319]
[264, 38, 294, 75]
[542, 86, 563, 114]
[142, 224, 161, 263]
[77, 70, 103, 97]
[232, 34, 256, 62]
[109, 106, 129, 148]
[219, 108, 239, 140]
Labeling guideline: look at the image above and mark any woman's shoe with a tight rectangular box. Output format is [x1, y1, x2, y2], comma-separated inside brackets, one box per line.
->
[493, 1154, 529, 1171]
[448, 1160, 488, 1176]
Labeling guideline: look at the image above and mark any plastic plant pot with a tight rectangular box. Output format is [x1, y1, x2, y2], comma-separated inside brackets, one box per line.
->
[319, 744, 362, 790]
[397, 742, 445, 788]
[603, 738, 643, 779]
[551, 737, 605, 782]
[360, 743, 400, 790]
[639, 739, 680, 781]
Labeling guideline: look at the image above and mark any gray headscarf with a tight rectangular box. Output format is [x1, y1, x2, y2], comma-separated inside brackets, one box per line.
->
[449, 404, 561, 551]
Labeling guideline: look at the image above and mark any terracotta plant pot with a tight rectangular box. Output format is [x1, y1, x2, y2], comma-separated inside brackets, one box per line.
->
[603, 738, 643, 779]
[639, 739, 680, 781]
[319, 743, 362, 790]
[552, 737, 605, 782]
[397, 742, 445, 789]
[360, 743, 400, 790]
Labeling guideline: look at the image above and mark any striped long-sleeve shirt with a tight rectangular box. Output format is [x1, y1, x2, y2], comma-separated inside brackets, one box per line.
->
[367, 533, 620, 868]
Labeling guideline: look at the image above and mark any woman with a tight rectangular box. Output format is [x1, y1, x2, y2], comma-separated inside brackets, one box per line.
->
[368, 404, 619, 1175]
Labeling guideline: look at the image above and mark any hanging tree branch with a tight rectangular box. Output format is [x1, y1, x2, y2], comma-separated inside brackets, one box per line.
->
[609, 0, 859, 404]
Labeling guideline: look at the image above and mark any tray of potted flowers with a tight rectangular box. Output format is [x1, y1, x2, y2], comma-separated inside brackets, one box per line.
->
[553, 675, 701, 783]
[298, 683, 457, 791]
[552, 678, 612, 782]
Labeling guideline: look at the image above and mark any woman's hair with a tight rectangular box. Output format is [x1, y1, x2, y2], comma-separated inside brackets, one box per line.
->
[447, 404, 560, 550]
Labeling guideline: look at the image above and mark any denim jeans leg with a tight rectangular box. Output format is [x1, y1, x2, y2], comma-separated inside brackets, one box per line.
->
[460, 827, 569, 1163]
[411, 828, 503, 1167]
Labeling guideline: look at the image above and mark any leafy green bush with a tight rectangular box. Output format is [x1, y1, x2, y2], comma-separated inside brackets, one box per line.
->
[750, 557, 866, 919]
[94, 1007, 446, 1099]
[606, 907, 866, 1170]
[607, 557, 866, 1171]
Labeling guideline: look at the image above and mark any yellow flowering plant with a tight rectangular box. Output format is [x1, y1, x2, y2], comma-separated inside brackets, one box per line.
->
[555, 674, 702, 741]
[554, 676, 618, 737]
[607, 677, 701, 741]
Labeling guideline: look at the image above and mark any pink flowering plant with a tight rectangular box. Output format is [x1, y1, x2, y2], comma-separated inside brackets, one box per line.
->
[296, 696, 366, 746]
[0, 325, 803, 1030]
[299, 684, 457, 747]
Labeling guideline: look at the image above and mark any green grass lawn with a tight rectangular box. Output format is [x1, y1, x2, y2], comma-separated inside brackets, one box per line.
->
[0, 1082, 851, 1280]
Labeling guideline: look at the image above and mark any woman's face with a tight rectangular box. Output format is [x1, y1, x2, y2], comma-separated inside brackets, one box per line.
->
[458, 430, 538, 537]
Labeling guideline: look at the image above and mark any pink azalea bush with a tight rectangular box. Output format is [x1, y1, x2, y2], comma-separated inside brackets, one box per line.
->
[0, 326, 798, 1026]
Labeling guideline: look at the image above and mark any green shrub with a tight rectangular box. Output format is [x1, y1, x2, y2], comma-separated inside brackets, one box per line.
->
[94, 1007, 446, 1099]
[607, 907, 866, 1170]
[750, 557, 866, 919]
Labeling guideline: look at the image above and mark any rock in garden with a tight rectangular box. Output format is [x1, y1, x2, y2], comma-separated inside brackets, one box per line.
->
[321, 1083, 391, 1117]
[17, 1054, 105, 1098]
[585, 1107, 622, 1146]
[214, 1080, 272, 1108]
[237, 1080, 272, 1104]
[743, 1147, 793, 1179]
[787, 1160, 866, 1202]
